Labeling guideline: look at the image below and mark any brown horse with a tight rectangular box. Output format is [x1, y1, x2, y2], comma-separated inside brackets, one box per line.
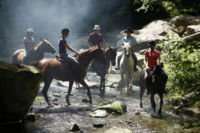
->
[33, 45, 106, 107]
[12, 39, 56, 64]
[90, 46, 118, 93]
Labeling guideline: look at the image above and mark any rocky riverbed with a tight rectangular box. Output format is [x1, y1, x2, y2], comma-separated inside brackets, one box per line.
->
[1, 69, 200, 133]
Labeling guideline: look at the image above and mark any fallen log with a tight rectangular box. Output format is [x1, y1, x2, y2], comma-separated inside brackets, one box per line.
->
[183, 32, 200, 42]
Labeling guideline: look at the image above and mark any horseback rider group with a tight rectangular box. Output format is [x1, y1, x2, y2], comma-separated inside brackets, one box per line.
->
[23, 25, 166, 93]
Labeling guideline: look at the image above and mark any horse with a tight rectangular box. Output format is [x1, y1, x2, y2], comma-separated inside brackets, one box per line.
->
[140, 62, 168, 114]
[90, 46, 118, 93]
[33, 45, 106, 107]
[119, 42, 134, 94]
[12, 39, 56, 64]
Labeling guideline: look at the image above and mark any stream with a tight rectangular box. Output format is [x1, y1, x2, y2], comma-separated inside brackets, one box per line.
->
[1, 71, 200, 133]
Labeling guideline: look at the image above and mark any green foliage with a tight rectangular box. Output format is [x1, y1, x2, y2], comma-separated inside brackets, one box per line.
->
[133, 0, 200, 16]
[159, 35, 200, 97]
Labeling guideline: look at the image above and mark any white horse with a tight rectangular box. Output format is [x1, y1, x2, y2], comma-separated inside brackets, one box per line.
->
[120, 42, 134, 94]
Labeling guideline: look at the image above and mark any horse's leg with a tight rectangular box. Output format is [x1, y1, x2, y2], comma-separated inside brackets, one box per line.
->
[102, 76, 105, 93]
[66, 81, 74, 105]
[126, 74, 130, 95]
[99, 76, 103, 93]
[158, 93, 163, 114]
[150, 93, 156, 113]
[80, 80, 92, 104]
[42, 78, 53, 107]
[120, 73, 124, 92]
[140, 86, 145, 108]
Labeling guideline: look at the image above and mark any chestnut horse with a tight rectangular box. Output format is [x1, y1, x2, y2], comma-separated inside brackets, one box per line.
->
[33, 46, 106, 107]
[12, 39, 56, 64]
[90, 46, 118, 93]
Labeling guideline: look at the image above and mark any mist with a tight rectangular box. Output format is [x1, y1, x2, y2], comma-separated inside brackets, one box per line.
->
[2, 0, 123, 44]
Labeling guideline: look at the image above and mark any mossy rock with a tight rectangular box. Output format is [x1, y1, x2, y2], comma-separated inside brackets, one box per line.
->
[0, 61, 41, 122]
[93, 101, 127, 115]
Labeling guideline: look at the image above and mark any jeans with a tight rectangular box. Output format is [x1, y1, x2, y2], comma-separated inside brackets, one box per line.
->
[60, 54, 79, 65]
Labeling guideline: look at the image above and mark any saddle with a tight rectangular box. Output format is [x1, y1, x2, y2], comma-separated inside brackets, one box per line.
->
[55, 55, 65, 62]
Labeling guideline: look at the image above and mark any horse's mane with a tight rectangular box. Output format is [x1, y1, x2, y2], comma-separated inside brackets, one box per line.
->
[74, 46, 100, 57]
[34, 39, 51, 50]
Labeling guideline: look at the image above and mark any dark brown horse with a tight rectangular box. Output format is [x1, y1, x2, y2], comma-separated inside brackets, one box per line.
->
[12, 39, 56, 64]
[140, 62, 168, 114]
[90, 46, 118, 93]
[33, 45, 106, 107]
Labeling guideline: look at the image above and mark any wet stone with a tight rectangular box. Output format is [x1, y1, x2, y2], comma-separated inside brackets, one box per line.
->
[93, 123, 104, 128]
[69, 123, 81, 132]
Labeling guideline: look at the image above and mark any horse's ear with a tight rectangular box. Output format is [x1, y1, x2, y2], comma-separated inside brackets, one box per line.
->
[160, 62, 164, 68]
[109, 46, 111, 49]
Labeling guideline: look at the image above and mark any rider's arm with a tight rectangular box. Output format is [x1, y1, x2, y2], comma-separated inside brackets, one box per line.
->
[64, 43, 79, 55]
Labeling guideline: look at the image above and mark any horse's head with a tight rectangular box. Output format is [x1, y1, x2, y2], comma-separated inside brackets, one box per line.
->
[107, 46, 118, 66]
[37, 39, 56, 54]
[91, 45, 106, 64]
[151, 62, 168, 90]
[122, 42, 132, 58]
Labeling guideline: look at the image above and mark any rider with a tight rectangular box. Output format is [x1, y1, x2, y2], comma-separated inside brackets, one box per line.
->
[58, 28, 80, 71]
[144, 40, 167, 93]
[88, 24, 104, 48]
[24, 28, 35, 57]
[115, 28, 138, 71]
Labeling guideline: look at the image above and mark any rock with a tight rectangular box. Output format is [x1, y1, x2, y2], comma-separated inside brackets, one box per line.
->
[52, 93, 61, 97]
[89, 110, 109, 118]
[93, 101, 127, 115]
[194, 101, 200, 111]
[104, 127, 132, 133]
[69, 123, 81, 132]
[24, 113, 38, 121]
[93, 123, 104, 128]
[0, 61, 41, 123]
[185, 25, 200, 36]
[183, 32, 200, 42]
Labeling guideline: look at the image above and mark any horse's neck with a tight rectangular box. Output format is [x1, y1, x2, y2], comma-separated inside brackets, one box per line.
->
[122, 53, 134, 65]
[105, 51, 111, 63]
[28, 48, 44, 62]
[78, 51, 94, 70]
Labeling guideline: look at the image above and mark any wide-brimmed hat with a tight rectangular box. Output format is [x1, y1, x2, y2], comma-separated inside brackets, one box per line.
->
[93, 24, 101, 30]
[124, 28, 133, 33]
[148, 40, 156, 46]
[26, 28, 34, 33]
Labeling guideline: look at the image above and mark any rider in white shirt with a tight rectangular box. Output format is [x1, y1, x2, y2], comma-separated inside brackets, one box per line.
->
[24, 28, 35, 57]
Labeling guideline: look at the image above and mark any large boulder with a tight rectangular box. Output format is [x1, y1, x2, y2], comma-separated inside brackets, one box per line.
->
[0, 61, 41, 122]
[184, 25, 200, 36]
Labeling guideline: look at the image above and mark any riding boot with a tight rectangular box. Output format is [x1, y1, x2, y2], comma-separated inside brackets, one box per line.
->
[132, 53, 138, 72]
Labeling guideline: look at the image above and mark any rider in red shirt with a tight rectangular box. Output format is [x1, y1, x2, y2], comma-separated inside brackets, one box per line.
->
[144, 41, 160, 70]
[144, 40, 167, 94]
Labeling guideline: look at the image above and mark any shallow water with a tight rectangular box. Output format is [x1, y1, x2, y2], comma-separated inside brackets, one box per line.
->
[1, 72, 199, 133]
